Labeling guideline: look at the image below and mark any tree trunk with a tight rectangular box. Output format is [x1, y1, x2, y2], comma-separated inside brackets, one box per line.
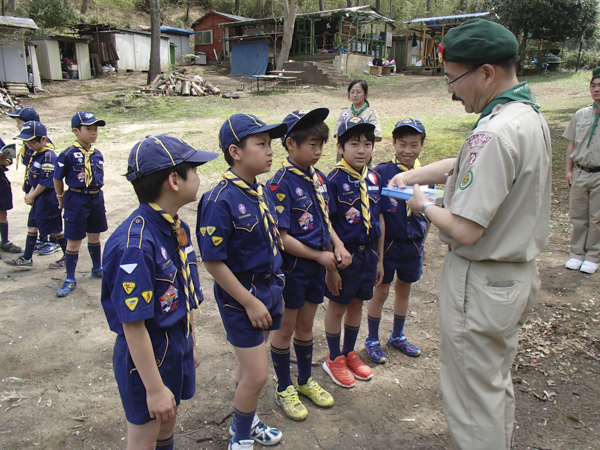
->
[147, 0, 162, 85]
[80, 0, 89, 14]
[426, 0, 432, 17]
[457, 0, 468, 13]
[7, 0, 16, 11]
[346, 0, 352, 7]
[259, 0, 263, 17]
[235, 0, 241, 16]
[319, 0, 324, 10]
[375, 0, 380, 12]
[276, 0, 298, 70]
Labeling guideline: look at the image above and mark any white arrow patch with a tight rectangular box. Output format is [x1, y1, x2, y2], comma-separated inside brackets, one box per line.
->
[58, 162, 64, 167]
[120, 263, 137, 274]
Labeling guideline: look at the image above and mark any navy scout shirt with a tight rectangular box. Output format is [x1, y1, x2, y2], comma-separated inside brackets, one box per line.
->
[327, 167, 382, 246]
[197, 179, 282, 275]
[28, 147, 57, 190]
[267, 161, 331, 249]
[54, 143, 104, 188]
[101, 204, 202, 335]
[375, 161, 427, 241]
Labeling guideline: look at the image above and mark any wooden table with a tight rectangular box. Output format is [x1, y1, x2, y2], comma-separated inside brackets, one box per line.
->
[248, 75, 297, 93]
[269, 70, 304, 82]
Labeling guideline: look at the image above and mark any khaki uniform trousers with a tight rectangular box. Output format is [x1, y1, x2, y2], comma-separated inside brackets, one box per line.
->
[569, 167, 600, 263]
[439, 251, 539, 450]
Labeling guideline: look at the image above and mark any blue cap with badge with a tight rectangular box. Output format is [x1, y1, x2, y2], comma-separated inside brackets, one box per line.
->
[392, 118, 426, 139]
[15, 121, 47, 141]
[337, 116, 375, 138]
[219, 113, 288, 151]
[281, 108, 329, 146]
[126, 135, 220, 181]
[71, 111, 106, 128]
[7, 107, 39, 122]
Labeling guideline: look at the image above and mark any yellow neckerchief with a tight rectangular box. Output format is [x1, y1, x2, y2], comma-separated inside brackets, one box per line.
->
[20, 140, 55, 174]
[282, 158, 332, 234]
[148, 202, 201, 337]
[17, 144, 26, 170]
[335, 158, 371, 233]
[394, 157, 421, 216]
[223, 169, 283, 255]
[72, 141, 96, 187]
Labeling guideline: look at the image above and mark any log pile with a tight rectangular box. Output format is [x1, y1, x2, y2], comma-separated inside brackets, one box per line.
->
[139, 71, 222, 97]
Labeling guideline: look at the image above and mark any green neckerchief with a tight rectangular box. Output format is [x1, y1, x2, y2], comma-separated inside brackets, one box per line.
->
[587, 102, 600, 148]
[474, 81, 539, 129]
[351, 100, 370, 116]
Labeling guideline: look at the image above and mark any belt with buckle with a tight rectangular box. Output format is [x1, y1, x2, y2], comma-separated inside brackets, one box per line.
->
[235, 272, 273, 282]
[576, 164, 600, 173]
[69, 187, 100, 194]
[347, 243, 373, 253]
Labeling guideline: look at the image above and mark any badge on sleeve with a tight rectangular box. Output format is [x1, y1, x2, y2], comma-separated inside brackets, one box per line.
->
[276, 206, 284, 214]
[467, 134, 491, 148]
[460, 170, 474, 190]
[120, 263, 137, 274]
[207, 226, 216, 236]
[277, 193, 286, 202]
[142, 291, 153, 303]
[122, 281, 136, 295]
[199, 227, 206, 236]
[125, 297, 139, 311]
[212, 236, 223, 246]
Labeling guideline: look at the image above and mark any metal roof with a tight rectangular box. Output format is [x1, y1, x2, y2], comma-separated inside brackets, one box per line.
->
[406, 12, 490, 24]
[192, 10, 252, 25]
[0, 16, 38, 30]
[160, 26, 195, 35]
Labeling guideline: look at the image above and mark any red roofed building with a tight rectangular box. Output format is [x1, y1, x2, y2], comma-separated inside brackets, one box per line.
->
[191, 10, 250, 61]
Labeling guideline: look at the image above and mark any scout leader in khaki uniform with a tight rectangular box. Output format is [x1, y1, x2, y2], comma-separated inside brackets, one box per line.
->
[563, 67, 600, 274]
[389, 19, 552, 450]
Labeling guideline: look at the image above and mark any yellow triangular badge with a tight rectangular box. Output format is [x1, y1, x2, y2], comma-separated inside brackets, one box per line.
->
[276, 193, 286, 202]
[199, 227, 206, 237]
[207, 226, 216, 236]
[276, 206, 284, 213]
[212, 236, 223, 246]
[125, 297, 139, 311]
[142, 291, 153, 304]
[122, 281, 136, 295]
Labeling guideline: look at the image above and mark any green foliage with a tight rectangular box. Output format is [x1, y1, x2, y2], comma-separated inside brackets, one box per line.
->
[560, 49, 600, 70]
[19, 0, 78, 32]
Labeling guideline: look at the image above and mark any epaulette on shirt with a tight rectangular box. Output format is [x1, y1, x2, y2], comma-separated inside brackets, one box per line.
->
[267, 167, 287, 187]
[126, 215, 146, 249]
[206, 179, 229, 203]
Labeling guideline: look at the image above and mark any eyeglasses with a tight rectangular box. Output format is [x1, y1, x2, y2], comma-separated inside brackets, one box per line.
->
[444, 65, 481, 88]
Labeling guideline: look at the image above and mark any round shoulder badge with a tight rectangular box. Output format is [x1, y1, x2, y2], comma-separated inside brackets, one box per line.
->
[460, 170, 473, 190]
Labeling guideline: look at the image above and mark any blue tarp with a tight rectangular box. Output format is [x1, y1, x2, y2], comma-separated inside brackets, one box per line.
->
[230, 40, 269, 77]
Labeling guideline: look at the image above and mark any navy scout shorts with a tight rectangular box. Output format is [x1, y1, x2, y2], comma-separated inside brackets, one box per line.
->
[325, 245, 379, 305]
[27, 190, 62, 236]
[0, 172, 13, 211]
[113, 322, 196, 425]
[63, 190, 108, 240]
[215, 273, 284, 348]
[282, 255, 325, 309]
[382, 238, 424, 285]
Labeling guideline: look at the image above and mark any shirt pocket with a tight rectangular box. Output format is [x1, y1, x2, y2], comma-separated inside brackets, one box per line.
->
[233, 214, 264, 259]
[292, 200, 314, 233]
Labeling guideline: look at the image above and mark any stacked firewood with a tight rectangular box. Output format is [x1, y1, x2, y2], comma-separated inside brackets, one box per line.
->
[141, 71, 222, 97]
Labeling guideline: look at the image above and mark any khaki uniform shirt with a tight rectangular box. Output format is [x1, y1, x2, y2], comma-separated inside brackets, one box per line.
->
[333, 106, 382, 139]
[439, 101, 552, 262]
[563, 105, 600, 167]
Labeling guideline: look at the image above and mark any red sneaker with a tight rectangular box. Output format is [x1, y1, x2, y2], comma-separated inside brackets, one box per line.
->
[345, 351, 373, 381]
[323, 354, 355, 388]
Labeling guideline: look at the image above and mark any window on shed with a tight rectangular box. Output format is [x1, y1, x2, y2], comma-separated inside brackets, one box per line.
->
[195, 30, 213, 45]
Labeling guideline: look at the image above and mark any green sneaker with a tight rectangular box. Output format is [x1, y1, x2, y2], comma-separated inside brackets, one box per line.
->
[297, 377, 334, 408]
[274, 385, 308, 421]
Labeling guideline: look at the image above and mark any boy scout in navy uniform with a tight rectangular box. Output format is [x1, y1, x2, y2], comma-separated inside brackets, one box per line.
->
[390, 19, 551, 449]
[322, 117, 384, 389]
[0, 136, 22, 259]
[197, 114, 287, 450]
[101, 135, 218, 450]
[4, 122, 67, 268]
[365, 119, 429, 363]
[53, 112, 108, 297]
[267, 109, 351, 421]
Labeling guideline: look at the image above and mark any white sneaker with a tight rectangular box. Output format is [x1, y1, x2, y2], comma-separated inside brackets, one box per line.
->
[565, 258, 584, 270]
[228, 439, 254, 450]
[580, 261, 598, 274]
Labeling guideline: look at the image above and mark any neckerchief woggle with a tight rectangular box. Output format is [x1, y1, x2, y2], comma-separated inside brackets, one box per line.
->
[394, 157, 421, 216]
[474, 81, 539, 129]
[335, 158, 371, 233]
[72, 141, 96, 187]
[148, 202, 201, 337]
[282, 158, 332, 234]
[223, 169, 283, 255]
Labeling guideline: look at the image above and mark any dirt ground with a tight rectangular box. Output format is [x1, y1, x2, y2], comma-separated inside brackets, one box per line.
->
[0, 70, 599, 450]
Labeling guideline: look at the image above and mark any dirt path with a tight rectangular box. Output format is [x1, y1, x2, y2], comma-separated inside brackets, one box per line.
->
[0, 71, 598, 450]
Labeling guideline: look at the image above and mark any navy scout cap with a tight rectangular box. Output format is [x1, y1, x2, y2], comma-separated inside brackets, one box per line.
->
[15, 121, 47, 141]
[337, 116, 375, 138]
[71, 111, 106, 128]
[392, 118, 426, 139]
[281, 108, 329, 145]
[7, 107, 39, 122]
[219, 113, 288, 151]
[126, 135, 219, 181]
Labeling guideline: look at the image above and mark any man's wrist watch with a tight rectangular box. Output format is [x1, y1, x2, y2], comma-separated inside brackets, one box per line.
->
[420, 201, 435, 219]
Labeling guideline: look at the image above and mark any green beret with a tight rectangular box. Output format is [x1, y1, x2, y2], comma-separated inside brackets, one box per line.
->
[439, 19, 518, 65]
[592, 66, 600, 80]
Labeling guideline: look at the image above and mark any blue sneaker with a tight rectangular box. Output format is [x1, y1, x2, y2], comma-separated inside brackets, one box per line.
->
[388, 332, 422, 357]
[38, 242, 61, 256]
[34, 240, 46, 251]
[57, 279, 77, 297]
[229, 413, 282, 446]
[364, 336, 387, 364]
[91, 266, 103, 278]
